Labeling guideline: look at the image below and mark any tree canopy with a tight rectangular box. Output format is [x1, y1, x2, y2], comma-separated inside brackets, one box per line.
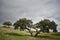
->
[35, 19, 57, 32]
[13, 18, 33, 36]
[3, 21, 12, 28]
[34, 19, 57, 37]
[13, 18, 33, 30]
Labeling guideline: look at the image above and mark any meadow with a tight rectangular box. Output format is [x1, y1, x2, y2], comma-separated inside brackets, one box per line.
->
[0, 28, 60, 40]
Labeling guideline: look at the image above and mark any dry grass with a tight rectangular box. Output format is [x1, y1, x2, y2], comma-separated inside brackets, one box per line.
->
[0, 28, 60, 40]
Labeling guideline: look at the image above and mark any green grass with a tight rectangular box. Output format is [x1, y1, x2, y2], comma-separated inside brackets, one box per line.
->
[0, 28, 60, 40]
[37, 32, 60, 40]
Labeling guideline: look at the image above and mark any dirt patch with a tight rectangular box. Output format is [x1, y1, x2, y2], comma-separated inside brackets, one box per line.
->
[28, 36, 40, 40]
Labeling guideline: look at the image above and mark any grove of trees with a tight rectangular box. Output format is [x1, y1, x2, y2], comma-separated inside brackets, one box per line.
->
[3, 18, 58, 37]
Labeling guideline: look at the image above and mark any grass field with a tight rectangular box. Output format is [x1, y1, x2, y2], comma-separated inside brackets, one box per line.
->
[0, 28, 60, 40]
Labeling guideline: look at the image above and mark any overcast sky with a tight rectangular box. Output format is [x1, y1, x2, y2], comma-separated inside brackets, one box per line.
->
[0, 0, 60, 30]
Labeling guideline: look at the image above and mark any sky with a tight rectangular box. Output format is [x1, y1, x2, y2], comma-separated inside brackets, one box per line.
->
[0, 0, 60, 30]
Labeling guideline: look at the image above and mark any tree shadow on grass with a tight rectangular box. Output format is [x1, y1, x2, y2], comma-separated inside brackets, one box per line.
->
[37, 36, 54, 39]
[5, 32, 30, 36]
[51, 33, 60, 36]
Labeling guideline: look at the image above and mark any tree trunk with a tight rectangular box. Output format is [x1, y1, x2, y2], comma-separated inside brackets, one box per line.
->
[46, 28, 49, 33]
[53, 27, 57, 32]
[35, 30, 41, 37]
[26, 28, 33, 36]
[53, 29, 57, 32]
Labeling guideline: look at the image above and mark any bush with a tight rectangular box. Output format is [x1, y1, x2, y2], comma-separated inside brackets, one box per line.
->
[1, 26, 10, 28]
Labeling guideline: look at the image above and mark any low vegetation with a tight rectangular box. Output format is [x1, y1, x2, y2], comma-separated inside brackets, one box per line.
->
[0, 18, 59, 40]
[0, 28, 60, 40]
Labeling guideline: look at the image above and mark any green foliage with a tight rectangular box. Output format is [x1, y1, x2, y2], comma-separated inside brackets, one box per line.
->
[35, 19, 57, 32]
[13, 18, 33, 30]
[49, 21, 57, 32]
[13, 18, 33, 36]
[3, 21, 12, 28]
